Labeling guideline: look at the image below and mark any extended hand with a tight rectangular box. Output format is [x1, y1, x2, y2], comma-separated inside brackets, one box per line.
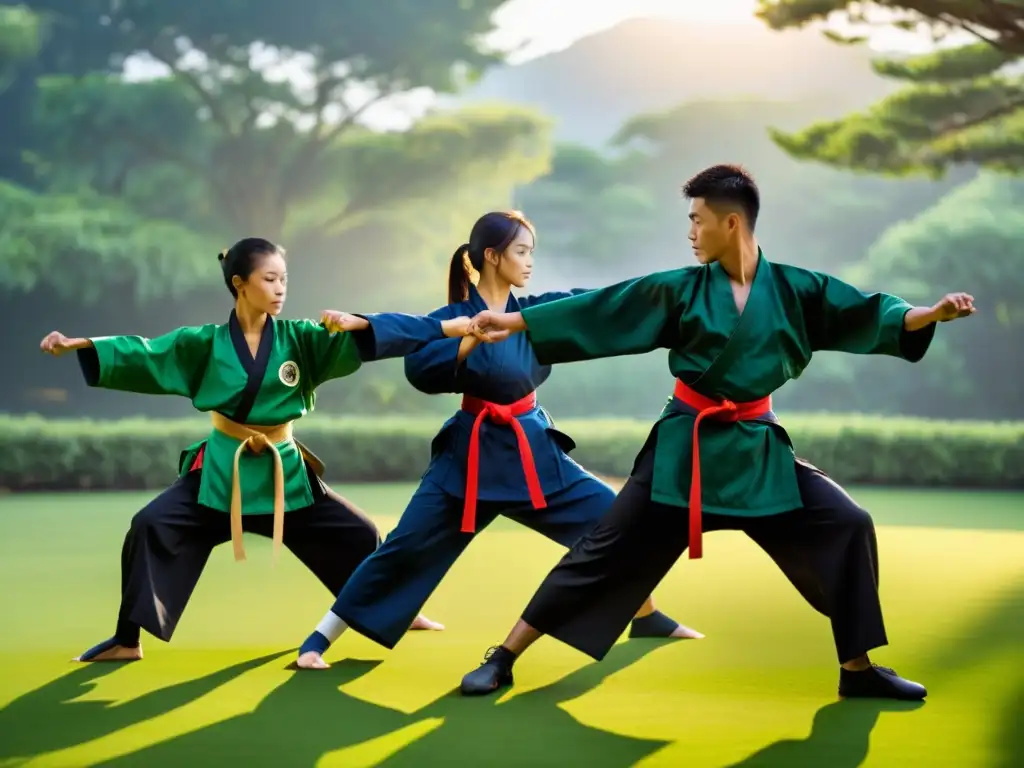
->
[441, 316, 475, 338]
[39, 331, 86, 356]
[468, 310, 523, 342]
[321, 310, 370, 333]
[931, 292, 976, 322]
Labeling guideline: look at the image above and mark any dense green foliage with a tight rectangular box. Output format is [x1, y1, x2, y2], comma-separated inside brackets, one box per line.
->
[757, 1, 1024, 176]
[2, 2, 1022, 425]
[0, 1, 553, 304]
[1, 413, 1020, 492]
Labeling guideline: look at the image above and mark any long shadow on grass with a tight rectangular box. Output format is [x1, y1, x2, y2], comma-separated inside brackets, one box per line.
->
[728, 577, 1024, 768]
[921, 579, 1023, 680]
[378, 639, 672, 767]
[996, 681, 1023, 768]
[94, 639, 672, 767]
[724, 699, 924, 767]
[922, 579, 1024, 768]
[94, 659, 405, 767]
[0, 651, 289, 761]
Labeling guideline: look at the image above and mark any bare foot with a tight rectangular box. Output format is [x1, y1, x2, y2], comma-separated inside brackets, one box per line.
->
[296, 651, 330, 670]
[74, 643, 143, 662]
[410, 614, 445, 631]
[670, 624, 705, 640]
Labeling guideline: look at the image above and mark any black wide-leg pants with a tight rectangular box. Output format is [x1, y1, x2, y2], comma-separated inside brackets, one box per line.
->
[521, 445, 887, 665]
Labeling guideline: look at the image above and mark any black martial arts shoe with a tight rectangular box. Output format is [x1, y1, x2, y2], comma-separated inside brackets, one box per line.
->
[460, 645, 516, 696]
[74, 637, 143, 662]
[838, 664, 927, 701]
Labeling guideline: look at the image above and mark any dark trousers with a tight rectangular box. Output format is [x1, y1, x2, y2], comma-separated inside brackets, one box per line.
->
[118, 466, 381, 642]
[330, 475, 618, 649]
[521, 446, 887, 665]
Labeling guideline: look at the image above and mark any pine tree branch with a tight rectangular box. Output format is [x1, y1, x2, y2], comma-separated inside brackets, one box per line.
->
[872, 42, 1011, 81]
[757, 1, 1024, 54]
[936, 11, 1019, 54]
[934, 92, 1024, 134]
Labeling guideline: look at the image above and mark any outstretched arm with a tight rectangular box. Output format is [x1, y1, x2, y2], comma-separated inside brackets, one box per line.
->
[804, 271, 975, 361]
[470, 270, 689, 365]
[402, 306, 483, 395]
[517, 288, 593, 308]
[295, 310, 480, 388]
[320, 311, 477, 362]
[904, 293, 975, 329]
[40, 327, 213, 397]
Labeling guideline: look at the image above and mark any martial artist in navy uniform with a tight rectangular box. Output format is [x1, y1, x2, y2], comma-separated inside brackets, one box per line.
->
[296, 212, 703, 679]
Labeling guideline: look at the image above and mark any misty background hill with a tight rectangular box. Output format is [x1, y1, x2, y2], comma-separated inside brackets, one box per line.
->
[449, 19, 898, 145]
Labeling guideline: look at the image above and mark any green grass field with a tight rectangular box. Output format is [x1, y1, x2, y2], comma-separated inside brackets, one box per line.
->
[0, 484, 1021, 767]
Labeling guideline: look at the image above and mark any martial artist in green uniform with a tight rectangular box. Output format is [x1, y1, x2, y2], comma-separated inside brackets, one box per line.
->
[459, 164, 976, 701]
[39, 237, 477, 661]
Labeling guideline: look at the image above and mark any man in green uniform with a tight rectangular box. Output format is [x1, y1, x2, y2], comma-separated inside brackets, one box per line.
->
[459, 164, 976, 701]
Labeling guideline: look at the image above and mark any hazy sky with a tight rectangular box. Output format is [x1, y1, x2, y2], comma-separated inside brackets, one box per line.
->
[488, 0, 939, 61]
[490, 0, 767, 61]
[124, 0, 948, 129]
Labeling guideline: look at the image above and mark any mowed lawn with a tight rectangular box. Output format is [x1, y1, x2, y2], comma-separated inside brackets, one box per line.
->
[0, 484, 1021, 767]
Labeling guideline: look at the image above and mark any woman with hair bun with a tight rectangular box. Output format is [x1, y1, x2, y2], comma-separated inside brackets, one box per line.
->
[39, 236, 481, 662]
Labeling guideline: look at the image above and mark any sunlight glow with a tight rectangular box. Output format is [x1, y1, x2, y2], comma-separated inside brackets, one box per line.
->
[122, 0, 958, 132]
[489, 0, 762, 62]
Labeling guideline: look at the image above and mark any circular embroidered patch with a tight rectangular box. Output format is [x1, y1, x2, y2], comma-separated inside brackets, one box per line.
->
[279, 361, 300, 387]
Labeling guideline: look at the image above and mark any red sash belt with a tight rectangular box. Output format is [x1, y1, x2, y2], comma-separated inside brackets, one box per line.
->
[673, 379, 772, 560]
[461, 392, 546, 533]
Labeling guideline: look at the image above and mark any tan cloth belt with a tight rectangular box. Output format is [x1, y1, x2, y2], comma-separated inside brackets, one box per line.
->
[210, 412, 292, 563]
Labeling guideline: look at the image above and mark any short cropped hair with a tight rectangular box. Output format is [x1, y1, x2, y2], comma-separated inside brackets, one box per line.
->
[682, 164, 760, 231]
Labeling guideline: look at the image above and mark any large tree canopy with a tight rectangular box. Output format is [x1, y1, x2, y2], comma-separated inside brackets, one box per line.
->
[18, 0, 544, 236]
[31, 73, 550, 247]
[1, 1, 554, 303]
[756, 0, 1024, 176]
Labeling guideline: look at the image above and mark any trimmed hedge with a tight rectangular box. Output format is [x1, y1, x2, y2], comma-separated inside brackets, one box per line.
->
[0, 413, 1022, 492]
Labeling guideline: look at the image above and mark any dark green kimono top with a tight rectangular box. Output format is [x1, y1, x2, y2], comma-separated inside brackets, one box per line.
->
[77, 311, 445, 515]
[520, 250, 936, 516]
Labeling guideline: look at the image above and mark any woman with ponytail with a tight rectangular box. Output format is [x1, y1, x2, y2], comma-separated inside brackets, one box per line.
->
[297, 212, 702, 678]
